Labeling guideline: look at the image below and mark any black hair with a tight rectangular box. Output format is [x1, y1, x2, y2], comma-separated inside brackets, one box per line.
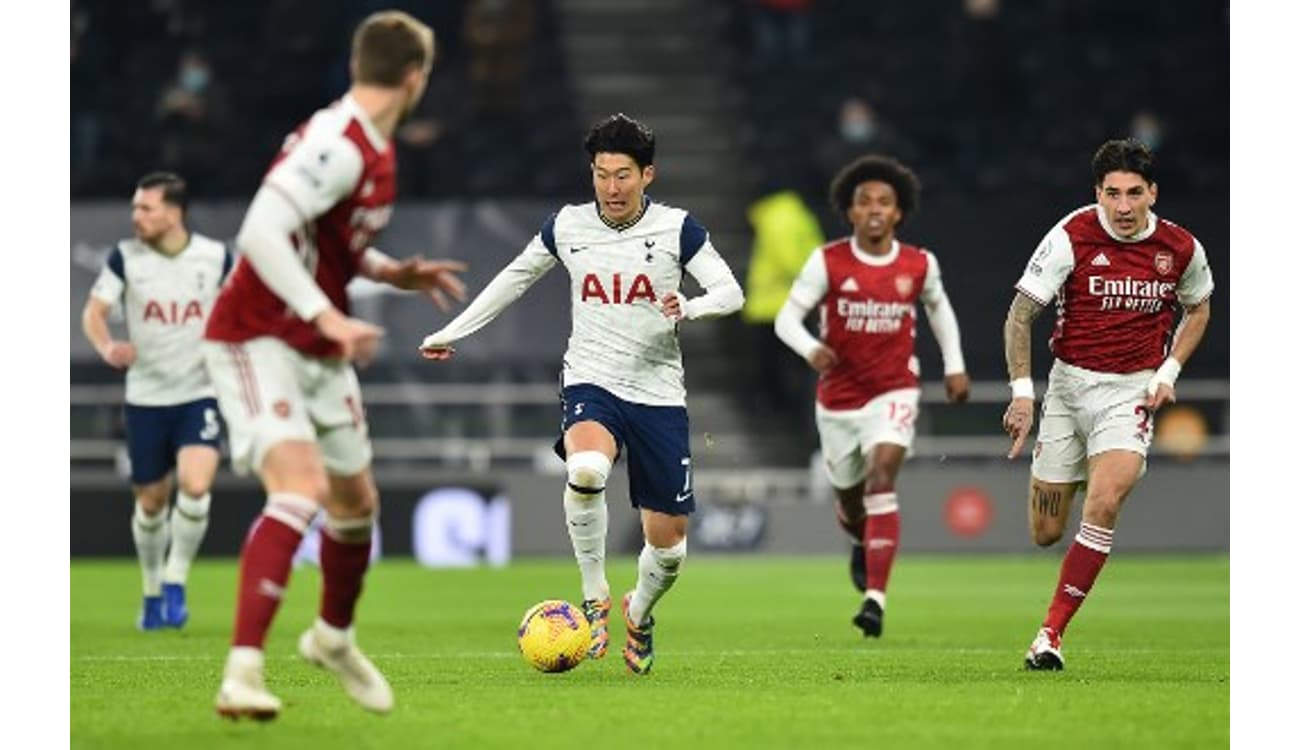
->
[1092, 138, 1156, 185]
[584, 113, 655, 168]
[828, 155, 920, 225]
[135, 171, 189, 214]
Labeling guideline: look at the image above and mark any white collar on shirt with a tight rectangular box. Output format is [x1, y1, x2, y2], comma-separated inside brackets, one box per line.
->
[850, 237, 900, 266]
[341, 94, 389, 152]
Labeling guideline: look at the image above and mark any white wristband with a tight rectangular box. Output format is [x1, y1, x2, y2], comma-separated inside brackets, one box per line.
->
[1010, 377, 1034, 400]
[1147, 357, 1182, 395]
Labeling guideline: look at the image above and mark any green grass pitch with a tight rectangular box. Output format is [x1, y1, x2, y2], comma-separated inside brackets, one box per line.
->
[71, 555, 1228, 749]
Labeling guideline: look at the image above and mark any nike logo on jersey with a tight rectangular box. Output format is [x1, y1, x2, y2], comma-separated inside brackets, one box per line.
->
[1091, 252, 1111, 266]
[675, 491, 693, 503]
[570, 246, 588, 253]
[840, 277, 860, 292]
[644, 239, 656, 248]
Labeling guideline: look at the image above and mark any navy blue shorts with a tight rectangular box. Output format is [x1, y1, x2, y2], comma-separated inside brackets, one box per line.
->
[124, 398, 222, 485]
[554, 383, 694, 516]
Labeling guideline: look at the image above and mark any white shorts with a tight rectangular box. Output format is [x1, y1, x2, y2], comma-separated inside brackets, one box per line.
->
[1031, 360, 1153, 484]
[201, 337, 372, 476]
[815, 388, 919, 489]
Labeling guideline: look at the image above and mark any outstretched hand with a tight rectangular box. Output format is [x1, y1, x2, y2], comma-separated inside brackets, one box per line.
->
[387, 257, 468, 312]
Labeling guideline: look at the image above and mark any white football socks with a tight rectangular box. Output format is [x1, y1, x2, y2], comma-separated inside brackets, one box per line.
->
[164, 491, 211, 585]
[132, 501, 168, 596]
[563, 451, 611, 602]
[628, 539, 687, 626]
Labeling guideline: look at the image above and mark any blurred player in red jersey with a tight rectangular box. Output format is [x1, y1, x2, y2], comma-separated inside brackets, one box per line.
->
[202, 11, 466, 719]
[775, 156, 969, 637]
[1003, 139, 1214, 670]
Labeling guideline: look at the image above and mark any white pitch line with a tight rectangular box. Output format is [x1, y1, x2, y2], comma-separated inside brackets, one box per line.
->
[72, 646, 1226, 663]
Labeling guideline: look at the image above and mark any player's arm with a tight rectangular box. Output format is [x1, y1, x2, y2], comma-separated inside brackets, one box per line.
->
[419, 236, 557, 359]
[81, 247, 135, 369]
[1147, 240, 1216, 409]
[774, 248, 837, 374]
[1002, 291, 1045, 458]
[664, 242, 744, 321]
[662, 215, 744, 321]
[358, 247, 468, 312]
[919, 252, 969, 403]
[239, 132, 381, 360]
[1003, 224, 1074, 458]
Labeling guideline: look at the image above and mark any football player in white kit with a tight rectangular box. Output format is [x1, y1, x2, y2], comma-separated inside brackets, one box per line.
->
[420, 114, 744, 674]
[81, 172, 233, 631]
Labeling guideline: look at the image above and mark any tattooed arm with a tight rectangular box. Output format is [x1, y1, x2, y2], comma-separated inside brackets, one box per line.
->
[1002, 292, 1045, 459]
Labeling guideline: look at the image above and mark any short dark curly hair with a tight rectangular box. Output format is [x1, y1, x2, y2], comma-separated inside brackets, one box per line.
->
[829, 155, 921, 226]
[584, 113, 655, 168]
[1092, 138, 1156, 186]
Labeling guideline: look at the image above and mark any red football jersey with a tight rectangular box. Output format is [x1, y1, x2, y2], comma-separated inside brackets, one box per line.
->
[205, 95, 397, 358]
[1016, 206, 1214, 374]
[815, 239, 931, 410]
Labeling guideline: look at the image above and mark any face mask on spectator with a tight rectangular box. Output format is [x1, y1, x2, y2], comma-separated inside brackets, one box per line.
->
[180, 66, 210, 93]
[841, 118, 875, 143]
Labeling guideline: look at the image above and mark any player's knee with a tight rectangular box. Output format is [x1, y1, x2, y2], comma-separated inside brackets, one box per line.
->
[650, 538, 687, 573]
[134, 484, 170, 514]
[566, 451, 611, 498]
[177, 475, 211, 499]
[305, 477, 333, 507]
[864, 472, 896, 496]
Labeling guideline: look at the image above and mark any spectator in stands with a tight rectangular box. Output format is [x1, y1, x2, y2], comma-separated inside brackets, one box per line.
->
[156, 50, 230, 193]
[71, 8, 104, 192]
[741, 180, 824, 415]
[815, 98, 920, 195]
[743, 0, 815, 68]
[1129, 109, 1165, 153]
[463, 0, 536, 118]
[395, 65, 466, 196]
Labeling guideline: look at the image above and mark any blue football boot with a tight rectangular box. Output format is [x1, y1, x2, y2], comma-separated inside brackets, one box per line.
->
[138, 595, 165, 631]
[162, 583, 189, 628]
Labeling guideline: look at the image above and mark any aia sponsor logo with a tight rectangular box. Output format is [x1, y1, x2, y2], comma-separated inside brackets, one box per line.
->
[1154, 250, 1174, 275]
[142, 300, 204, 324]
[580, 273, 657, 304]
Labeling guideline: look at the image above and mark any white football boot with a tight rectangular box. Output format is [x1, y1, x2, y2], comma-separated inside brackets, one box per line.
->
[298, 619, 394, 714]
[215, 647, 282, 721]
[1024, 626, 1065, 671]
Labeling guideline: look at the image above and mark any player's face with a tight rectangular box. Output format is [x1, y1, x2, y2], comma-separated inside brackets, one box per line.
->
[1096, 171, 1157, 238]
[131, 188, 179, 244]
[592, 153, 654, 224]
[848, 181, 902, 243]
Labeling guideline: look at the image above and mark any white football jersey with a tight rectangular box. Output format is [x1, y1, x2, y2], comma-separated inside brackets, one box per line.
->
[426, 199, 743, 406]
[90, 233, 233, 405]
